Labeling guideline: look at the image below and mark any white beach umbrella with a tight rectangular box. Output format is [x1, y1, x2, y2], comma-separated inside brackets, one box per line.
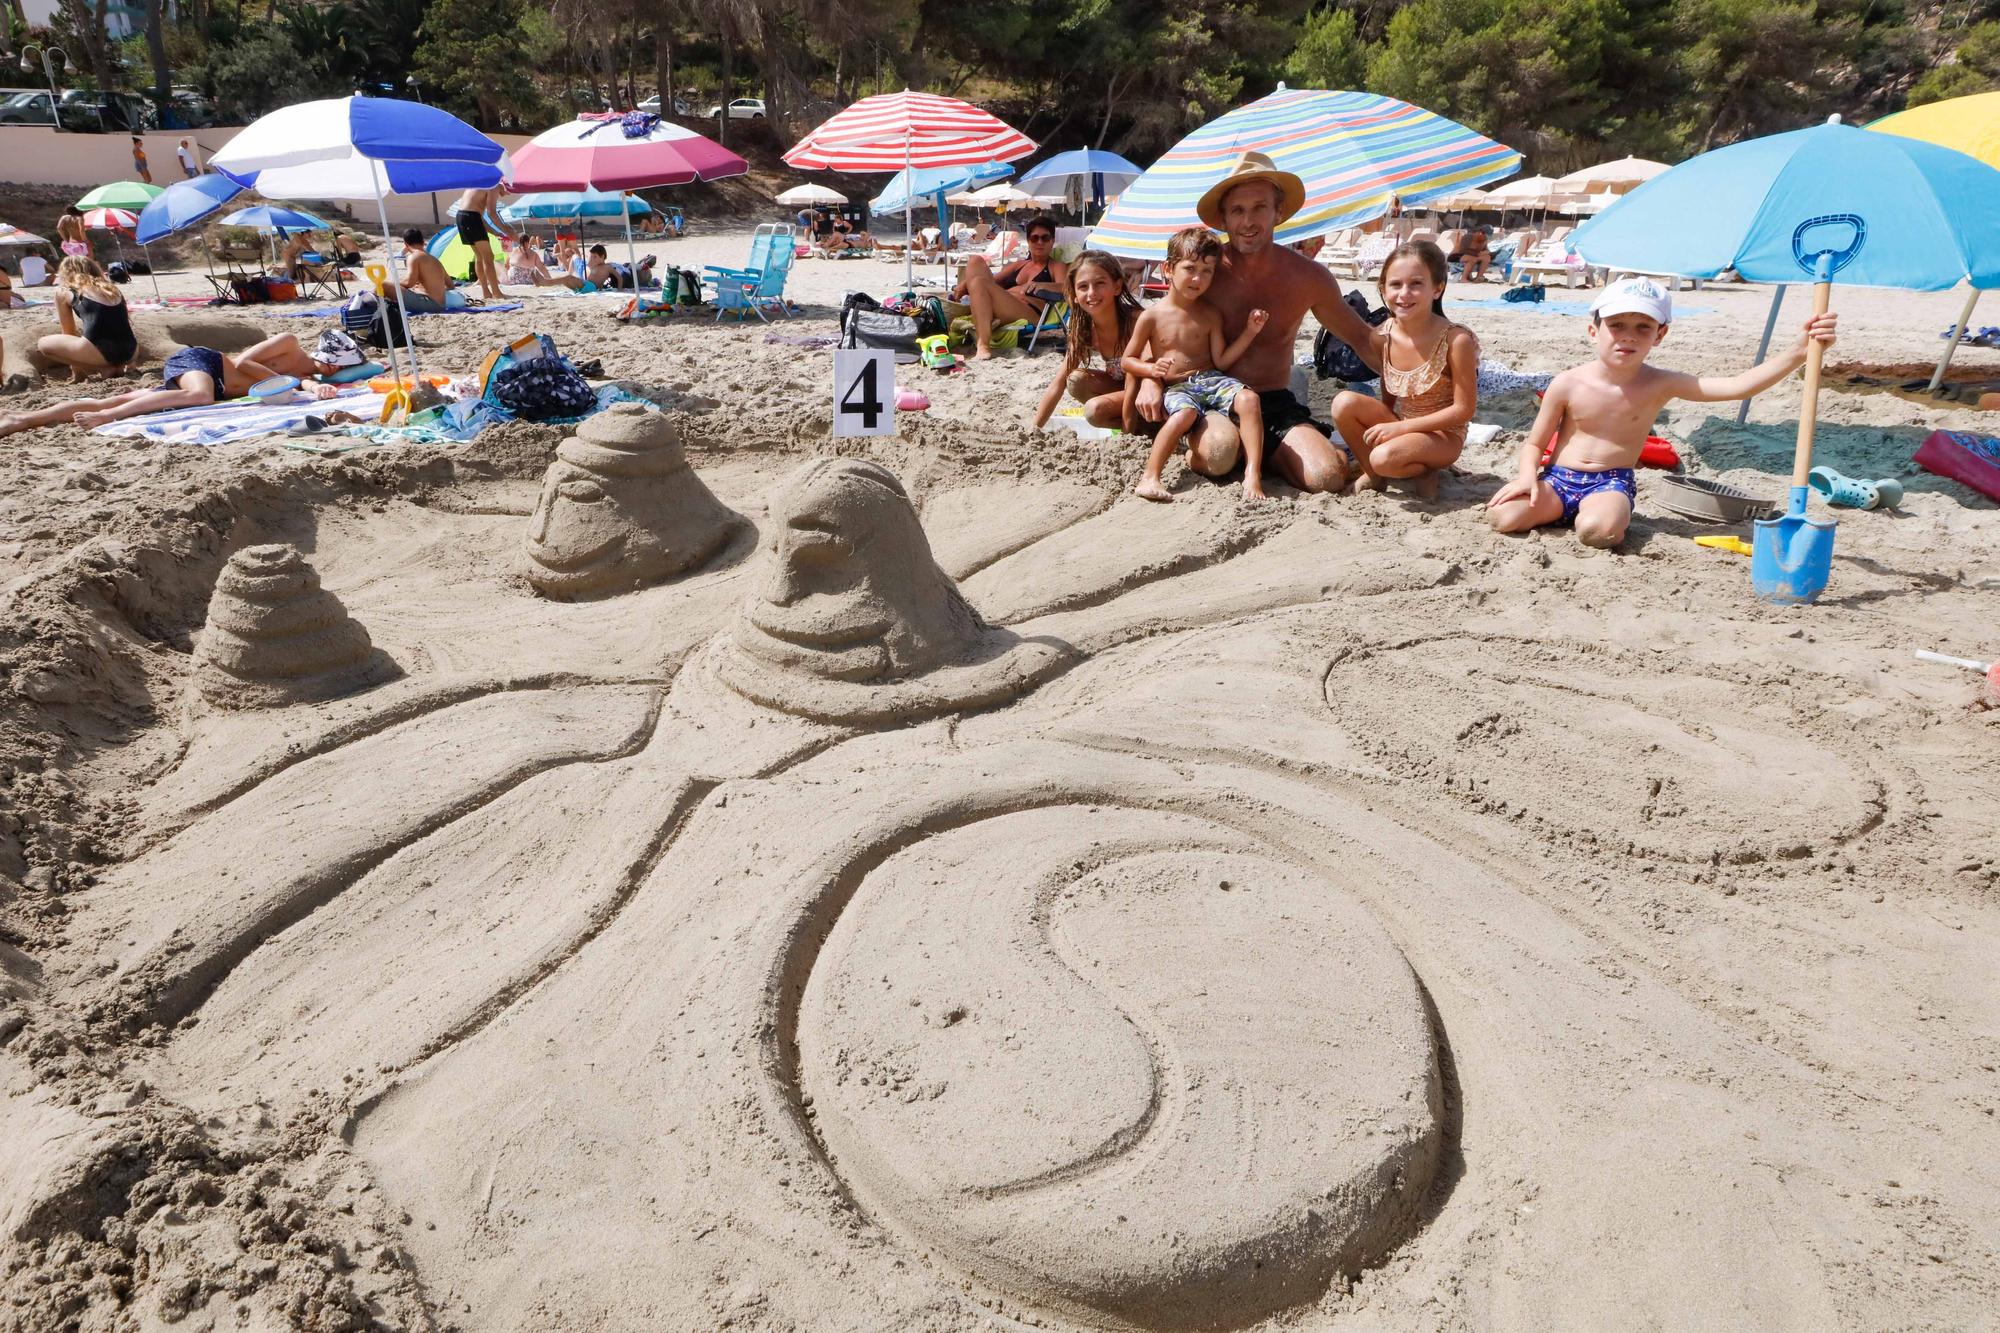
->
[775, 183, 847, 206]
[1554, 156, 1670, 195]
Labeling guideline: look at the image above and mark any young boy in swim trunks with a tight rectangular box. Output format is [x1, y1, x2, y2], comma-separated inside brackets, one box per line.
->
[1122, 226, 1268, 503]
[1487, 277, 1838, 548]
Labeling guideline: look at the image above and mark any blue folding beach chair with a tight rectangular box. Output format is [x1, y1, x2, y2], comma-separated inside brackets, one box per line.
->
[703, 224, 797, 322]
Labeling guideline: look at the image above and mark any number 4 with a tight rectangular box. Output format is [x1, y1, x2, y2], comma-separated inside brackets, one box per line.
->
[841, 358, 883, 429]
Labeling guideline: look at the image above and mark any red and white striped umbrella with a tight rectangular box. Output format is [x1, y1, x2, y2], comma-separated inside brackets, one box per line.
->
[82, 208, 138, 231]
[784, 90, 1035, 172]
[509, 116, 747, 192]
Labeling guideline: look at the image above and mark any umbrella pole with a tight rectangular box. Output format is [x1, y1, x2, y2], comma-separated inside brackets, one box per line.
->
[1737, 285, 1787, 423]
[144, 242, 161, 305]
[1929, 287, 1981, 394]
[623, 196, 641, 306]
[904, 135, 914, 290]
[368, 160, 414, 386]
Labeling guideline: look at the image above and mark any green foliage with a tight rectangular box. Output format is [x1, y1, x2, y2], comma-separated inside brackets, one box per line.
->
[412, 0, 550, 130]
[1910, 19, 2000, 103]
[1284, 5, 1370, 88]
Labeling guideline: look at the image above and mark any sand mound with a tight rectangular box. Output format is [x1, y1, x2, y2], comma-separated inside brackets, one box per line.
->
[716, 457, 1070, 722]
[191, 544, 394, 710]
[524, 402, 742, 598]
[800, 817, 1442, 1328]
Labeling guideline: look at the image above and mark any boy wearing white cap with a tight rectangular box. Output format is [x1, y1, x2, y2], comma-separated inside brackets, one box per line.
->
[1487, 277, 1838, 548]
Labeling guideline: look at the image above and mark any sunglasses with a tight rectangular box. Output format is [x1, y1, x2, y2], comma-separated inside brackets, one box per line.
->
[1028, 232, 1054, 241]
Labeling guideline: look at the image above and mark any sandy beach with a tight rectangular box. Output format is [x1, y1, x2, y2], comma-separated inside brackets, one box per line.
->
[1, 227, 1997, 1331]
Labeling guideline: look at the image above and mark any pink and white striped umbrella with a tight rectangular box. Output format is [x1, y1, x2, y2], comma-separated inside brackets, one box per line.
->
[509, 115, 747, 192]
[82, 208, 138, 231]
[783, 91, 1035, 172]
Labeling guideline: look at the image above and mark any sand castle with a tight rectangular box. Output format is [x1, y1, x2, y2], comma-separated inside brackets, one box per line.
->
[191, 544, 392, 709]
[523, 402, 740, 598]
[716, 457, 1070, 721]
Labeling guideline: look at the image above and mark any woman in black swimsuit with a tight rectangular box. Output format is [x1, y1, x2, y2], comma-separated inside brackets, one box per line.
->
[949, 214, 1067, 360]
[39, 256, 138, 378]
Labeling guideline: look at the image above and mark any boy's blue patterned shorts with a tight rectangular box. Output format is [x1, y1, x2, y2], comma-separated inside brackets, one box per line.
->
[1163, 369, 1246, 417]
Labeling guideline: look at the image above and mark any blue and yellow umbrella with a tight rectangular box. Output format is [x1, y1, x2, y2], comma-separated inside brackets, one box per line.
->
[1088, 86, 1520, 258]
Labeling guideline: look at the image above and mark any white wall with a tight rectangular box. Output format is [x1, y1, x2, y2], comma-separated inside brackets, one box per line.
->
[0, 124, 534, 227]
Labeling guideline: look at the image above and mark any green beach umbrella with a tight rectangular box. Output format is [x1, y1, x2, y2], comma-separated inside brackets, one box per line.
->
[77, 181, 167, 210]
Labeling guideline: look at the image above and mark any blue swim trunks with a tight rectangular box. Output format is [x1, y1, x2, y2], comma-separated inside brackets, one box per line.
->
[1163, 368, 1247, 418]
[1543, 464, 1637, 523]
[161, 346, 225, 391]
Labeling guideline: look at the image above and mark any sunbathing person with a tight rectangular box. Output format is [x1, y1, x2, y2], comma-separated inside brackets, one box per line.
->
[390, 229, 457, 313]
[0, 346, 338, 437]
[507, 234, 587, 290]
[584, 244, 657, 290]
[40, 257, 138, 379]
[950, 214, 1066, 360]
[0, 266, 24, 309]
[1452, 229, 1493, 282]
[229, 330, 371, 381]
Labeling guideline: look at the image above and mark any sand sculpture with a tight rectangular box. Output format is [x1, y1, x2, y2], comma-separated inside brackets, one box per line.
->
[523, 402, 740, 598]
[715, 457, 1070, 721]
[190, 544, 392, 709]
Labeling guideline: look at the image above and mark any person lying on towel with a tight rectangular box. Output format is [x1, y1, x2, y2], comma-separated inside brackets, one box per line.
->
[0, 346, 338, 437]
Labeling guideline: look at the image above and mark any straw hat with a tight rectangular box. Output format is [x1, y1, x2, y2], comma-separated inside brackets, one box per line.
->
[1196, 151, 1306, 230]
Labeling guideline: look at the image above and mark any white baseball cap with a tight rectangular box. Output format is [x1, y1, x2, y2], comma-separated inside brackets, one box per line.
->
[1591, 277, 1672, 324]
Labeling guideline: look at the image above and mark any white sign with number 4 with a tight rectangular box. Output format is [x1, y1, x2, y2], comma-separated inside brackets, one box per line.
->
[833, 348, 896, 437]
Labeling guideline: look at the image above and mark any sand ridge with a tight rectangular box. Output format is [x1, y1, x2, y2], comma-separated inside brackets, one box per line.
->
[0, 231, 1997, 1330]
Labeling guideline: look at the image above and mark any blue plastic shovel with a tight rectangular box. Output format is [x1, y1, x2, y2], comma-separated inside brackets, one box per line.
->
[1753, 230, 1855, 603]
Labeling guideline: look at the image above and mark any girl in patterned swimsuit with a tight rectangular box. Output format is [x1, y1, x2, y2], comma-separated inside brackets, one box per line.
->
[1329, 241, 1479, 499]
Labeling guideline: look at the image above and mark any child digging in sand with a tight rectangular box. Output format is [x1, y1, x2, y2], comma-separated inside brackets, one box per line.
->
[1487, 278, 1838, 548]
[1329, 240, 1479, 498]
[1121, 226, 1269, 503]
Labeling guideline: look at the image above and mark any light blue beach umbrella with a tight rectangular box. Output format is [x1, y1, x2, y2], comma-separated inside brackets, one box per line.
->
[1572, 116, 2000, 603]
[136, 173, 243, 243]
[870, 160, 1013, 216]
[1017, 148, 1144, 216]
[500, 188, 652, 222]
[221, 205, 334, 233]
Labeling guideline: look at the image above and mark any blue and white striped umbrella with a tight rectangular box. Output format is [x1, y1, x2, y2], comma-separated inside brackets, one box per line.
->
[500, 187, 652, 222]
[1090, 86, 1520, 259]
[210, 96, 508, 200]
[1017, 148, 1143, 210]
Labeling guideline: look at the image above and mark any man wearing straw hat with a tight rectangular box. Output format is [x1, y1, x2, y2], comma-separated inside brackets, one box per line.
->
[1135, 151, 1377, 494]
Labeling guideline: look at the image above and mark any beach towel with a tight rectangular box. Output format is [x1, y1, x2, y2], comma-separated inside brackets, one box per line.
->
[330, 384, 647, 447]
[90, 386, 389, 444]
[271, 302, 524, 320]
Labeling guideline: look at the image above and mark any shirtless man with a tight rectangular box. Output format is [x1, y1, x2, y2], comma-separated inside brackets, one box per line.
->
[1134, 152, 1379, 494]
[391, 229, 453, 313]
[449, 184, 511, 300]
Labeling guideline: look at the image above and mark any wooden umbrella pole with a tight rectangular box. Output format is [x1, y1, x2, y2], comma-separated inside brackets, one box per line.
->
[1928, 287, 1981, 394]
[1790, 278, 1833, 491]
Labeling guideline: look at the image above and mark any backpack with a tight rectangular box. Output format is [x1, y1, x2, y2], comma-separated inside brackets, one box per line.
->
[1502, 280, 1547, 304]
[491, 357, 596, 421]
[665, 266, 703, 305]
[106, 260, 132, 284]
[344, 290, 410, 350]
[1312, 290, 1390, 382]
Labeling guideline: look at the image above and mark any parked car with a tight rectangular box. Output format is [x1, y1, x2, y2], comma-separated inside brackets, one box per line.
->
[636, 94, 694, 116]
[0, 90, 59, 126]
[707, 97, 765, 120]
[169, 91, 218, 129]
[56, 89, 155, 132]
[563, 88, 613, 114]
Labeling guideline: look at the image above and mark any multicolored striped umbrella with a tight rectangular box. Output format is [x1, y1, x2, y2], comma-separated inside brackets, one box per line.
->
[783, 91, 1036, 172]
[1089, 87, 1520, 259]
